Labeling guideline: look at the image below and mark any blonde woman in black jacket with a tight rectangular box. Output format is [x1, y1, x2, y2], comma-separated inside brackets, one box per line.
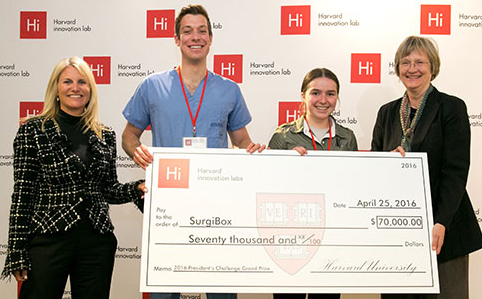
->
[2, 57, 146, 299]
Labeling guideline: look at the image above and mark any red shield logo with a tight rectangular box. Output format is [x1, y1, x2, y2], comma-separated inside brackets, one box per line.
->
[257, 193, 325, 275]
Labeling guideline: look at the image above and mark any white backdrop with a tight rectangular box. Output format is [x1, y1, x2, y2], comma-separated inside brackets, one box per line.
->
[1, 1, 481, 299]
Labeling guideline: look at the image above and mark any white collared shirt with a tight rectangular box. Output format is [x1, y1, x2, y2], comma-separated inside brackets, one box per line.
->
[302, 117, 337, 143]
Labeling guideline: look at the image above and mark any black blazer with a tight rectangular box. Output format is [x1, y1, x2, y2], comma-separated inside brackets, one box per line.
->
[2, 117, 143, 277]
[371, 86, 482, 262]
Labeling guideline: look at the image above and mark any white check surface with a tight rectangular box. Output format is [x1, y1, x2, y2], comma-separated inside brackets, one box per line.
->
[140, 148, 439, 294]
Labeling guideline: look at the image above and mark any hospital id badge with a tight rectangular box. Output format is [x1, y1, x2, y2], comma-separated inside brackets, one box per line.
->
[183, 137, 207, 149]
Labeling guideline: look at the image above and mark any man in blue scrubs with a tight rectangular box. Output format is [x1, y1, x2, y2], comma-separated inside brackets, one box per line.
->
[121, 4, 263, 299]
[122, 4, 261, 168]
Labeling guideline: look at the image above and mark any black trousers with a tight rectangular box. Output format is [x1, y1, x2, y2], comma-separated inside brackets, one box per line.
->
[19, 219, 118, 299]
[274, 294, 340, 299]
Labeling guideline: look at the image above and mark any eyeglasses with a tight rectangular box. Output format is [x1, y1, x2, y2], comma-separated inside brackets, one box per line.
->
[399, 60, 429, 69]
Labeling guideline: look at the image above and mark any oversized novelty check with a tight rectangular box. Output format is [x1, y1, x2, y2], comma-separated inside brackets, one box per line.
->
[140, 148, 439, 294]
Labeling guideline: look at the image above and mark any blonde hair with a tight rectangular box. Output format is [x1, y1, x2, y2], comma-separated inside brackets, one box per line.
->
[394, 36, 440, 80]
[26, 56, 105, 139]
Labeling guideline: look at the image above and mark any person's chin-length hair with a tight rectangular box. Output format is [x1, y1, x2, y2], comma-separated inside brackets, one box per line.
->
[394, 35, 440, 80]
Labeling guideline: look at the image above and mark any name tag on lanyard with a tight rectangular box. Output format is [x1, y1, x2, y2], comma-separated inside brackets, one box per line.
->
[183, 137, 207, 149]
[178, 66, 209, 150]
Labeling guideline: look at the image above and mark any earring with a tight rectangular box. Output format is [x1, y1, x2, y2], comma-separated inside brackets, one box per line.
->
[56, 96, 60, 102]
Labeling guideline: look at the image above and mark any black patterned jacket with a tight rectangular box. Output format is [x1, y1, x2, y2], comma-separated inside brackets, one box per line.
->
[2, 117, 143, 277]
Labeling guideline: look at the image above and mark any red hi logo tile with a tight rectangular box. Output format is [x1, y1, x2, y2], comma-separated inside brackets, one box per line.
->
[158, 159, 190, 189]
[278, 102, 302, 126]
[19, 102, 44, 125]
[350, 53, 381, 84]
[281, 6, 310, 35]
[20, 11, 47, 39]
[421, 5, 451, 35]
[83, 56, 111, 85]
[213, 55, 243, 83]
[147, 10, 175, 38]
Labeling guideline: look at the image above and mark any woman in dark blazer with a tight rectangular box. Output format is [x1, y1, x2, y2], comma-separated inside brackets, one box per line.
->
[372, 36, 482, 299]
[1, 57, 146, 299]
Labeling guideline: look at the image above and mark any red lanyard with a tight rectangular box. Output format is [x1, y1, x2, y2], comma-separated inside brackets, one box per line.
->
[178, 66, 208, 137]
[304, 116, 332, 151]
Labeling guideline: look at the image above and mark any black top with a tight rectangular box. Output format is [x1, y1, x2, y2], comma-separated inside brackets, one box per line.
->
[56, 109, 93, 224]
[56, 109, 93, 167]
